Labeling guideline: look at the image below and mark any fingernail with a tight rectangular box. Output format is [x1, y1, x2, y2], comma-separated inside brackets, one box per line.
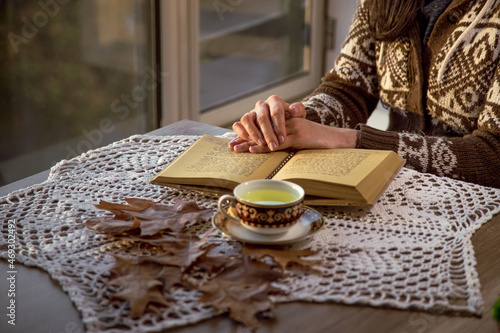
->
[258, 138, 265, 146]
[270, 142, 277, 151]
[278, 136, 285, 144]
[292, 105, 299, 115]
[235, 144, 244, 151]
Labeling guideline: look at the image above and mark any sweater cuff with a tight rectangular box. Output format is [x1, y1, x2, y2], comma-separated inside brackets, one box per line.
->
[356, 123, 400, 152]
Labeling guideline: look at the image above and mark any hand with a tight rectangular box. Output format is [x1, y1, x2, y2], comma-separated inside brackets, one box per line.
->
[231, 95, 306, 151]
[230, 117, 358, 153]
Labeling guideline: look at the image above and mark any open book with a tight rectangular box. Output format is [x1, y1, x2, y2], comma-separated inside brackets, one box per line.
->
[150, 135, 405, 205]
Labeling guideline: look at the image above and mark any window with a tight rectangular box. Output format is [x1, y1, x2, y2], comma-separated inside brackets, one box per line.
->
[160, 0, 325, 126]
[0, 0, 157, 186]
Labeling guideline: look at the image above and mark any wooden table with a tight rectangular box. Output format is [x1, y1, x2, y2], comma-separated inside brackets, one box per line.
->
[1, 119, 499, 333]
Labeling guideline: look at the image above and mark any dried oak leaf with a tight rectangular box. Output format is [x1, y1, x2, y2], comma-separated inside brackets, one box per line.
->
[243, 245, 322, 271]
[156, 265, 185, 291]
[121, 230, 227, 274]
[111, 254, 187, 293]
[124, 230, 208, 249]
[138, 234, 219, 272]
[84, 216, 141, 234]
[108, 255, 173, 317]
[112, 278, 170, 317]
[130, 200, 213, 235]
[194, 250, 236, 274]
[84, 198, 212, 236]
[166, 232, 232, 274]
[198, 257, 285, 331]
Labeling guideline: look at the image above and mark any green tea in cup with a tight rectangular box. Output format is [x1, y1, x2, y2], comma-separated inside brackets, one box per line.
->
[240, 189, 298, 205]
[218, 179, 305, 235]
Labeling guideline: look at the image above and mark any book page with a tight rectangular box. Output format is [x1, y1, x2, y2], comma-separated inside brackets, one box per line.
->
[273, 149, 390, 187]
[152, 135, 289, 188]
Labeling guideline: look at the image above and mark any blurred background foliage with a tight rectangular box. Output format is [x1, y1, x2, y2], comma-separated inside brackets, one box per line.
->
[0, 0, 156, 186]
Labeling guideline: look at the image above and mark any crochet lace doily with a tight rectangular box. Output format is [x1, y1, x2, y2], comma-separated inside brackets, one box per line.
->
[1, 135, 500, 332]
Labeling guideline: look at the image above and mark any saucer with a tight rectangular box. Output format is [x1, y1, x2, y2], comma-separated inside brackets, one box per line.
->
[212, 206, 324, 245]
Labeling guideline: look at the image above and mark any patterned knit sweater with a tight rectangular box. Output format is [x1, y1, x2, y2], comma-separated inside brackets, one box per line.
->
[304, 0, 500, 188]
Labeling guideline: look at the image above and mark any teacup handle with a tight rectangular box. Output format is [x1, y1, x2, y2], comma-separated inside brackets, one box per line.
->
[218, 194, 239, 221]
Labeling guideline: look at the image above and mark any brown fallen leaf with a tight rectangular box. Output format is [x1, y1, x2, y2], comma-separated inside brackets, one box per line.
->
[110, 253, 188, 295]
[156, 265, 185, 291]
[139, 237, 219, 272]
[84, 198, 213, 236]
[85, 216, 141, 234]
[131, 229, 225, 274]
[243, 245, 322, 271]
[123, 228, 214, 249]
[198, 257, 285, 331]
[194, 250, 236, 274]
[112, 277, 171, 317]
[125, 200, 213, 235]
[108, 255, 172, 317]
[95, 198, 152, 213]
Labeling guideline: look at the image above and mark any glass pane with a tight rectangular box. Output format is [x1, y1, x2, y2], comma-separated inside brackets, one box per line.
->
[199, 0, 308, 111]
[0, 0, 156, 186]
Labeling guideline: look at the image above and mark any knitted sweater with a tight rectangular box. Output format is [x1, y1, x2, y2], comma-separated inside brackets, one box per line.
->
[304, 0, 500, 188]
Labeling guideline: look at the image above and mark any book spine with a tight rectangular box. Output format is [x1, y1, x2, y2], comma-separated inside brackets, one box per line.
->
[267, 150, 297, 179]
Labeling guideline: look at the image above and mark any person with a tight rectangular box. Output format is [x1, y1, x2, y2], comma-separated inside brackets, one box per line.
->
[228, 0, 500, 189]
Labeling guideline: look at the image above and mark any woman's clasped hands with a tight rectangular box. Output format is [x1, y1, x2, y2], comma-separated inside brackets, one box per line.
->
[229, 95, 358, 153]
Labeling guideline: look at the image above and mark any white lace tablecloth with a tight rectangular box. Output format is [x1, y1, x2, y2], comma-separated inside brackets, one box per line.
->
[1, 135, 500, 332]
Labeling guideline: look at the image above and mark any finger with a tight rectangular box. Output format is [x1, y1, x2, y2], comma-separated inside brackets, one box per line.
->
[253, 101, 277, 148]
[240, 109, 266, 146]
[228, 136, 247, 149]
[232, 121, 251, 141]
[266, 95, 287, 147]
[249, 144, 272, 154]
[233, 141, 257, 153]
[237, 111, 265, 145]
[288, 102, 306, 118]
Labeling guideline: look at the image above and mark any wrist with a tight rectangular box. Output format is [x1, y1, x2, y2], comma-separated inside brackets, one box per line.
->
[341, 128, 359, 148]
[323, 127, 358, 149]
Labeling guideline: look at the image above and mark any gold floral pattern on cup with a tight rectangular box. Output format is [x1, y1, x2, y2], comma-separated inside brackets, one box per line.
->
[235, 201, 303, 229]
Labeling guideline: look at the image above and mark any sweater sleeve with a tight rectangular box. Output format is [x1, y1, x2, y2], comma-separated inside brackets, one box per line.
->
[356, 124, 500, 188]
[303, 0, 379, 128]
